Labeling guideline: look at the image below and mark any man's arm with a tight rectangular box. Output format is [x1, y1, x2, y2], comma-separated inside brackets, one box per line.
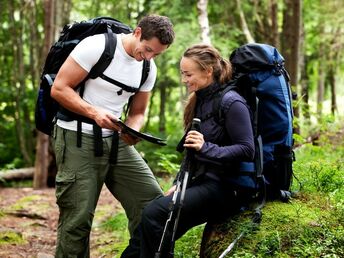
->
[51, 56, 120, 130]
[121, 91, 151, 144]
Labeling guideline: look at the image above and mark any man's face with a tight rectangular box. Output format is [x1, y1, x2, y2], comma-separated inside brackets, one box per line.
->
[132, 28, 168, 61]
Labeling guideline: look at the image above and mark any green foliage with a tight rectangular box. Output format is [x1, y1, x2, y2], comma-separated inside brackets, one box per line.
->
[96, 212, 130, 256]
[136, 116, 184, 175]
[1, 0, 344, 171]
[0, 179, 32, 188]
[174, 224, 205, 257]
[0, 115, 25, 169]
[210, 196, 344, 258]
[136, 140, 182, 175]
[101, 212, 128, 232]
[157, 153, 181, 174]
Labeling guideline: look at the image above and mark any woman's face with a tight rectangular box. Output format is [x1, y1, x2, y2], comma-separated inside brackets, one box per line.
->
[180, 57, 213, 93]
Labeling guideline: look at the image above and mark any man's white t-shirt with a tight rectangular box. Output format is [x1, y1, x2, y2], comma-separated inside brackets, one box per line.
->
[57, 33, 157, 136]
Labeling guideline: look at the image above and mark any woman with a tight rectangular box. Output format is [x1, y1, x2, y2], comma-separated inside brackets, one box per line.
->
[122, 44, 255, 257]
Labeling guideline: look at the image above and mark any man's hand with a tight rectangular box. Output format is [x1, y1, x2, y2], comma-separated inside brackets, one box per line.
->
[120, 132, 141, 145]
[92, 107, 123, 132]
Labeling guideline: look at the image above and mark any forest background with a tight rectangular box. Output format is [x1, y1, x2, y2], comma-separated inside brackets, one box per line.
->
[0, 0, 344, 257]
[0, 0, 343, 177]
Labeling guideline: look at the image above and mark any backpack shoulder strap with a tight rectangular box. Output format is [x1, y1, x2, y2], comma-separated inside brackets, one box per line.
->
[140, 59, 151, 87]
[79, 29, 116, 99]
[123, 58, 151, 117]
[89, 29, 116, 79]
[213, 85, 237, 125]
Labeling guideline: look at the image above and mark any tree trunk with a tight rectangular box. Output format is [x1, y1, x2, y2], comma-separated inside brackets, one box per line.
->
[144, 89, 156, 132]
[28, 0, 41, 92]
[33, 132, 50, 188]
[159, 82, 167, 133]
[33, 0, 56, 189]
[300, 56, 310, 121]
[197, 0, 211, 44]
[317, 46, 325, 117]
[327, 26, 341, 117]
[236, 0, 255, 43]
[34, 0, 72, 189]
[270, 0, 279, 48]
[0, 168, 35, 181]
[55, 0, 72, 38]
[328, 66, 337, 115]
[281, 0, 302, 134]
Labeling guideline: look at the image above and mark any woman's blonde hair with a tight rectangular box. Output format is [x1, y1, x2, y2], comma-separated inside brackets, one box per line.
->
[182, 44, 232, 129]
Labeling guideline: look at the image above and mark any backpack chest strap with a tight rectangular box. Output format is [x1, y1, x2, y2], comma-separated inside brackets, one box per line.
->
[99, 74, 140, 94]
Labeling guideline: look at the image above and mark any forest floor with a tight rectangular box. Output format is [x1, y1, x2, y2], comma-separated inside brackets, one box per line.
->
[1, 127, 344, 258]
[0, 186, 122, 258]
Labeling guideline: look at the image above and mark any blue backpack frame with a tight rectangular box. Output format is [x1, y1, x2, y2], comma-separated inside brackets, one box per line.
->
[215, 43, 295, 202]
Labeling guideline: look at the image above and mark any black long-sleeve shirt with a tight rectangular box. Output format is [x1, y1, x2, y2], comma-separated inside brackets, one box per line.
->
[193, 82, 255, 180]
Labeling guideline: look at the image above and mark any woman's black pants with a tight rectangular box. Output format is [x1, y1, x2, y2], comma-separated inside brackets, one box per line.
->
[121, 176, 248, 258]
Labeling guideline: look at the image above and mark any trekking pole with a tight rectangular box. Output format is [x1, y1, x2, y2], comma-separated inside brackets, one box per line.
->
[169, 118, 201, 257]
[218, 209, 262, 258]
[154, 118, 201, 258]
[154, 172, 183, 258]
[168, 164, 189, 256]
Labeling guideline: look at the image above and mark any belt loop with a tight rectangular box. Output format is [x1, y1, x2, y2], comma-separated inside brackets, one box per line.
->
[109, 131, 119, 165]
[93, 124, 103, 157]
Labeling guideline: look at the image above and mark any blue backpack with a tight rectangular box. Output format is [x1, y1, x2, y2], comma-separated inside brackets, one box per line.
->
[215, 43, 294, 201]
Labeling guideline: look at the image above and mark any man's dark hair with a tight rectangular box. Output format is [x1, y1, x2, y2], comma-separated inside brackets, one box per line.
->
[137, 15, 175, 46]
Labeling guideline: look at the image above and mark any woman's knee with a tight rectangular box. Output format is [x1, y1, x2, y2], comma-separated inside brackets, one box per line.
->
[141, 197, 168, 228]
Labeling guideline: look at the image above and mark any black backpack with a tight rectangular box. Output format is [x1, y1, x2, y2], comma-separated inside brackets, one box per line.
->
[35, 17, 150, 136]
[213, 43, 295, 202]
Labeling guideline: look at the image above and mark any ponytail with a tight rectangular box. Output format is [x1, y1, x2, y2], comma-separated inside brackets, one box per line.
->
[218, 58, 232, 85]
[183, 92, 197, 130]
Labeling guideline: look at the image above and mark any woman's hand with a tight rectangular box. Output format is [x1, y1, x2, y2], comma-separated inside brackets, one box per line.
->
[165, 185, 177, 196]
[183, 130, 204, 151]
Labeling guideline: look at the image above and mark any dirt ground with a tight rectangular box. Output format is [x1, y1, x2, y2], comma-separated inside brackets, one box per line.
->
[0, 186, 121, 258]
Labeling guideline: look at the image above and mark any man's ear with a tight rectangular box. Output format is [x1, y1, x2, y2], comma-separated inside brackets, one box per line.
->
[134, 27, 142, 39]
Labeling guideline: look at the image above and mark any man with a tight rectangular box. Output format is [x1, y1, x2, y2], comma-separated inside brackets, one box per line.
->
[51, 14, 175, 257]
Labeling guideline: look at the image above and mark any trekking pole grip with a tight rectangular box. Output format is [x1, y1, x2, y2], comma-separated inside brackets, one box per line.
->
[191, 118, 201, 132]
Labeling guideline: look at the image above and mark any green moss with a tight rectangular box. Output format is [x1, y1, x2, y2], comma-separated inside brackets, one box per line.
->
[9, 195, 41, 210]
[175, 224, 205, 257]
[92, 212, 130, 256]
[0, 230, 26, 245]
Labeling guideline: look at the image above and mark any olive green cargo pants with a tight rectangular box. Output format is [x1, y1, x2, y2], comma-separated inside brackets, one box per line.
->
[52, 125, 163, 257]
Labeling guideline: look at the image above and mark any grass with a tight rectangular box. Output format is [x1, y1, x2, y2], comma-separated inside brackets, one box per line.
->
[92, 212, 130, 257]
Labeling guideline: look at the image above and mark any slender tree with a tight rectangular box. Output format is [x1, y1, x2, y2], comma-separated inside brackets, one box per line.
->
[236, 0, 255, 43]
[197, 0, 211, 44]
[33, 0, 56, 189]
[270, 0, 279, 48]
[281, 0, 302, 134]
